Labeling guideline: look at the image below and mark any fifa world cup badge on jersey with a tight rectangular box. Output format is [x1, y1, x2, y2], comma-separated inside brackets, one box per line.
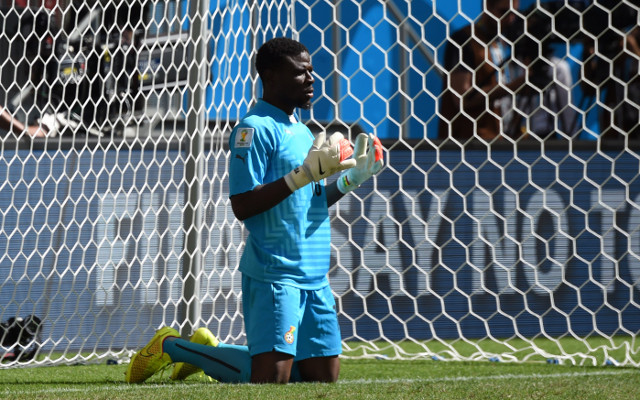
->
[235, 128, 254, 148]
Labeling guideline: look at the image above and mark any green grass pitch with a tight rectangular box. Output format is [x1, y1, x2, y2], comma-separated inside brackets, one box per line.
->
[0, 358, 638, 400]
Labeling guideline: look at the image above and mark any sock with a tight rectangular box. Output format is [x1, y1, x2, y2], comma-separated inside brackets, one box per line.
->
[163, 337, 252, 383]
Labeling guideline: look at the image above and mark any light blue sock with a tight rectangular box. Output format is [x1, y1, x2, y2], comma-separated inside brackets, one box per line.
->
[163, 338, 252, 383]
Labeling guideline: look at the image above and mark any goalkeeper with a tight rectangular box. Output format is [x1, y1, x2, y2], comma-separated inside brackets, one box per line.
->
[126, 37, 383, 384]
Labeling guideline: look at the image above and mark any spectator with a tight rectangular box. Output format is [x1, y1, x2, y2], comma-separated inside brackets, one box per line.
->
[439, 0, 525, 142]
[581, 4, 640, 140]
[604, 25, 640, 139]
[0, 106, 48, 137]
[510, 30, 578, 139]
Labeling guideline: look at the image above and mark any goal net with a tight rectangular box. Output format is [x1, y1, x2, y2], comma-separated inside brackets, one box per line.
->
[1, 0, 639, 368]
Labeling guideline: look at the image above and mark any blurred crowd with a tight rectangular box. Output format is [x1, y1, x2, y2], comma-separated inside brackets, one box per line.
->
[2, 0, 639, 142]
[438, 0, 640, 142]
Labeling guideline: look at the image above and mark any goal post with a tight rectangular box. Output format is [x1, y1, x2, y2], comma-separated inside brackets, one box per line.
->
[0, 0, 639, 368]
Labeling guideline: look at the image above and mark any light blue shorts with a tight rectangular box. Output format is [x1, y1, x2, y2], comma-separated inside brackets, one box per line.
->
[242, 275, 342, 360]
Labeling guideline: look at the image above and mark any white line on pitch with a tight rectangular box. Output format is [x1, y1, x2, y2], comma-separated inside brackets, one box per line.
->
[340, 369, 639, 384]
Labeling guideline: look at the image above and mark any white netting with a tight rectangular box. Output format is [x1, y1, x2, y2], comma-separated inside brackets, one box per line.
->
[0, 0, 639, 368]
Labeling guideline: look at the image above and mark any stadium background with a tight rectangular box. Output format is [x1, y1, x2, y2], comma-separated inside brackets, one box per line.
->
[0, 0, 607, 140]
[0, 0, 639, 365]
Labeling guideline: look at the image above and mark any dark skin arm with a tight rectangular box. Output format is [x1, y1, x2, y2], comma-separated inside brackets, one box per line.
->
[449, 68, 526, 117]
[0, 107, 46, 137]
[230, 177, 345, 221]
[325, 180, 345, 207]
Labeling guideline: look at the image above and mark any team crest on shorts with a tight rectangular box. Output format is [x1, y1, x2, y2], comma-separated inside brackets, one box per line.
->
[284, 326, 296, 344]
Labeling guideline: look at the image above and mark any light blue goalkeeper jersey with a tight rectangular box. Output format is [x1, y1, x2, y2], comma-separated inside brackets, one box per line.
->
[228, 100, 330, 290]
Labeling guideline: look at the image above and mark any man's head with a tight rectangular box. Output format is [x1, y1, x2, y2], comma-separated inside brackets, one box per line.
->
[481, 0, 520, 37]
[485, 0, 519, 18]
[256, 37, 315, 114]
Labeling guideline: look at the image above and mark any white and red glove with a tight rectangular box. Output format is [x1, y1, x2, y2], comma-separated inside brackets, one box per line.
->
[37, 113, 62, 137]
[284, 132, 356, 192]
[336, 133, 384, 194]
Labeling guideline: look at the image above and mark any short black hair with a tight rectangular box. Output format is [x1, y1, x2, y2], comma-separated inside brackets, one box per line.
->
[255, 37, 309, 78]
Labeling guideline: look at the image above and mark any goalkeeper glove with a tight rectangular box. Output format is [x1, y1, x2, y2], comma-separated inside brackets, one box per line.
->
[336, 133, 384, 194]
[284, 132, 357, 192]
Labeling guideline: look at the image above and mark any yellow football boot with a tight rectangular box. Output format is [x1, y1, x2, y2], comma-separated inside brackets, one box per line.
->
[170, 327, 219, 381]
[125, 327, 179, 383]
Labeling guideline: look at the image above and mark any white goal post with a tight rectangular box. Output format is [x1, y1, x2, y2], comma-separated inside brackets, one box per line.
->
[0, 0, 639, 368]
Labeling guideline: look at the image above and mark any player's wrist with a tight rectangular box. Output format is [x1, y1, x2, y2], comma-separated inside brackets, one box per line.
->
[336, 171, 358, 194]
[284, 167, 311, 192]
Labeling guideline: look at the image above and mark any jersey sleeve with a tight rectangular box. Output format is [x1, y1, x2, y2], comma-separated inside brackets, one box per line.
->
[228, 123, 274, 197]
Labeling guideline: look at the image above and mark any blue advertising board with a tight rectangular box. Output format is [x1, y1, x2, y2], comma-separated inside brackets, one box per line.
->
[0, 143, 638, 350]
[333, 145, 640, 340]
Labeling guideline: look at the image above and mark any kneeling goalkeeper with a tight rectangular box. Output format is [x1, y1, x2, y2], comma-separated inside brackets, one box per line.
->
[126, 37, 383, 384]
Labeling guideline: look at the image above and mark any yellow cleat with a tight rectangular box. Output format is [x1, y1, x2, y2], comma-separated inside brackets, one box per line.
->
[125, 327, 179, 383]
[171, 327, 219, 381]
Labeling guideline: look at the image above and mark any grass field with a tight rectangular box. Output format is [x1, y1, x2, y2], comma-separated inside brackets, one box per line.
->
[0, 358, 638, 400]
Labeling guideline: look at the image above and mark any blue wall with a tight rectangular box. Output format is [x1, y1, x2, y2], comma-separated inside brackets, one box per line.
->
[201, 0, 465, 139]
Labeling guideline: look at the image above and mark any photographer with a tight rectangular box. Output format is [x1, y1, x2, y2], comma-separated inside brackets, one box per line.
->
[581, 1, 640, 140]
[438, 0, 526, 142]
[606, 26, 640, 139]
[510, 33, 577, 139]
[0, 106, 49, 138]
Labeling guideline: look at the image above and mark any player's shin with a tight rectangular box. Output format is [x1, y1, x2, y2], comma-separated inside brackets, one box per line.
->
[163, 337, 252, 383]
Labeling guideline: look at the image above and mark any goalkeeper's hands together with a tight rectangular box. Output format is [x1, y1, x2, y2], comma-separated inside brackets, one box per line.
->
[284, 132, 357, 192]
[336, 133, 384, 194]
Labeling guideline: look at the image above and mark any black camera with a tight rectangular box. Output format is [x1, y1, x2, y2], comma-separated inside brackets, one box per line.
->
[0, 315, 42, 362]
